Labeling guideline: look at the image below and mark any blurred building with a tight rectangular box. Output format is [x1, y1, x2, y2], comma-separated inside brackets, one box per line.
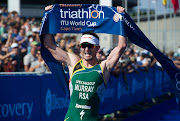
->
[131, 0, 180, 52]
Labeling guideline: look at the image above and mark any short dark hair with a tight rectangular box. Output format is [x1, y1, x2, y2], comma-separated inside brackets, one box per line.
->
[82, 31, 99, 40]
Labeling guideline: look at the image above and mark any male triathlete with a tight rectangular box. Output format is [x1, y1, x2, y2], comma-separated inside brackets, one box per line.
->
[44, 5, 126, 121]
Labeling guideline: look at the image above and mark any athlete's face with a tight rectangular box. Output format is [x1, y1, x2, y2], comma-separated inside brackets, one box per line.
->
[80, 43, 99, 61]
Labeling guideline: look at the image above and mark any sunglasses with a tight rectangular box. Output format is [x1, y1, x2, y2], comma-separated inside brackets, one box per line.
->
[80, 43, 96, 49]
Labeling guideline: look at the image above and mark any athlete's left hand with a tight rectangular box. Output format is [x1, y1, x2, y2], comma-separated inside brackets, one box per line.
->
[117, 6, 125, 13]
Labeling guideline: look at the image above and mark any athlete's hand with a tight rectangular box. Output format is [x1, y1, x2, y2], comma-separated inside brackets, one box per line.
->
[117, 6, 125, 13]
[45, 5, 53, 11]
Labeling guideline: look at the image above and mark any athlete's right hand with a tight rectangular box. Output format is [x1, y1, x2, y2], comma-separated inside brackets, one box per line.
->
[45, 5, 53, 11]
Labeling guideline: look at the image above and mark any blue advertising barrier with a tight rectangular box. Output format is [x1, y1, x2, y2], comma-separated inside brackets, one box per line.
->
[0, 75, 41, 121]
[0, 67, 174, 120]
[41, 74, 69, 121]
[99, 67, 173, 115]
[144, 67, 154, 100]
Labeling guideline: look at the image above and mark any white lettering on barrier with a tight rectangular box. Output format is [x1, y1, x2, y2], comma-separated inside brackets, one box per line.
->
[51, 94, 69, 110]
[175, 73, 180, 90]
[0, 102, 33, 119]
[45, 89, 70, 117]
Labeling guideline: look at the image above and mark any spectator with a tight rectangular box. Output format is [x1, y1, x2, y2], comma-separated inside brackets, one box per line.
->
[1, 7, 8, 17]
[136, 53, 149, 71]
[24, 19, 30, 30]
[32, 27, 39, 42]
[0, 50, 15, 60]
[11, 27, 19, 39]
[168, 51, 176, 61]
[25, 24, 33, 37]
[31, 41, 39, 48]
[121, 49, 132, 72]
[55, 33, 63, 44]
[29, 17, 36, 25]
[103, 48, 111, 57]
[26, 34, 33, 54]
[96, 49, 106, 61]
[0, 22, 8, 36]
[111, 61, 122, 77]
[0, 43, 15, 72]
[3, 58, 12, 72]
[58, 39, 66, 50]
[28, 51, 47, 73]
[10, 42, 21, 72]
[178, 46, 180, 54]
[65, 36, 76, 53]
[148, 52, 157, 67]
[16, 28, 27, 54]
[0, 36, 8, 53]
[141, 49, 149, 55]
[174, 56, 180, 69]
[26, 33, 40, 54]
[4, 29, 13, 48]
[23, 47, 37, 72]
[11, 9, 18, 17]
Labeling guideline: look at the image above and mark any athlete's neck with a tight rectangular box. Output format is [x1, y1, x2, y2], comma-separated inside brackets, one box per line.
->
[82, 58, 98, 68]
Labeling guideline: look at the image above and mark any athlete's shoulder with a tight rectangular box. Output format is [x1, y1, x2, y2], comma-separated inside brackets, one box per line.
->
[67, 53, 80, 68]
[73, 59, 83, 72]
[100, 60, 106, 70]
[67, 53, 81, 77]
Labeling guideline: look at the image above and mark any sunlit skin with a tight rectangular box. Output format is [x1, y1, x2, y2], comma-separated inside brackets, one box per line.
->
[80, 45, 99, 61]
[44, 5, 126, 83]
[43, 5, 127, 120]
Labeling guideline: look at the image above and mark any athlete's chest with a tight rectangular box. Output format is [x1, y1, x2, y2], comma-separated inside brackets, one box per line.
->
[71, 67, 103, 88]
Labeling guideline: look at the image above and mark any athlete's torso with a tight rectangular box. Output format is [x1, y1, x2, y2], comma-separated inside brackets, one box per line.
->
[64, 60, 106, 121]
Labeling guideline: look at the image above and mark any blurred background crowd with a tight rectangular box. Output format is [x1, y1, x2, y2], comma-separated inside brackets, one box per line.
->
[0, 6, 180, 74]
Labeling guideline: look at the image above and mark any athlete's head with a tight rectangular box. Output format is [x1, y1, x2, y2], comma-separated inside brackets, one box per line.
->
[80, 31, 99, 46]
[80, 31, 100, 61]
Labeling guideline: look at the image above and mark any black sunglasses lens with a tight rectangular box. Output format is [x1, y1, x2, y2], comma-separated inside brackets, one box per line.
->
[81, 44, 95, 48]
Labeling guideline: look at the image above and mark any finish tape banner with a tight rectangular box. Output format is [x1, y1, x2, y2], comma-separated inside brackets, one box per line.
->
[40, 4, 127, 35]
[39, 4, 180, 110]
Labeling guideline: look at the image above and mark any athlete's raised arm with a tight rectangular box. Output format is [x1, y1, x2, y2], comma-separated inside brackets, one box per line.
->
[101, 6, 127, 83]
[43, 34, 80, 73]
[42, 6, 80, 74]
